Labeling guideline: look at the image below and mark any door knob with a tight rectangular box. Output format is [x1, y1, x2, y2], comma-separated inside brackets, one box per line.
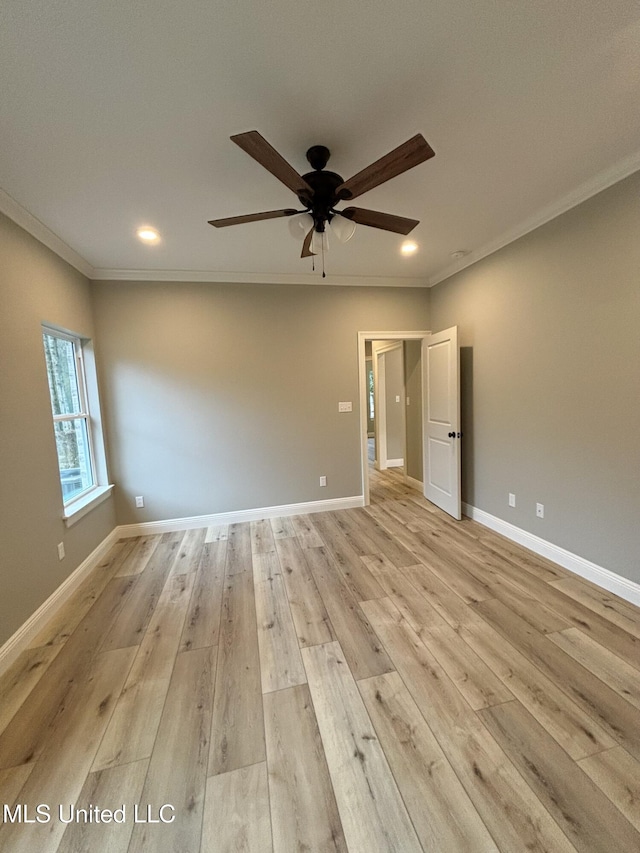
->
[448, 431, 456, 438]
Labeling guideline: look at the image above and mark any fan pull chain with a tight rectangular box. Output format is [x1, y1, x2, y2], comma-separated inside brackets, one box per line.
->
[322, 239, 326, 277]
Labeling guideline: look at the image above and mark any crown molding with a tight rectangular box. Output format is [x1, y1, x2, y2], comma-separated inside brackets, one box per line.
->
[90, 268, 430, 287]
[0, 193, 425, 285]
[0, 187, 95, 278]
[428, 150, 640, 287]
[5, 149, 640, 290]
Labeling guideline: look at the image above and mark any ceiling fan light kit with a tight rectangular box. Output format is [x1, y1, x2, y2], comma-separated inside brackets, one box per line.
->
[310, 229, 329, 256]
[288, 211, 314, 240]
[329, 212, 357, 243]
[208, 130, 435, 271]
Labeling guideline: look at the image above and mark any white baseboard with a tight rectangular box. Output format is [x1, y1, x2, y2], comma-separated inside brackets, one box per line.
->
[405, 476, 424, 493]
[386, 458, 404, 468]
[118, 495, 365, 537]
[463, 502, 640, 607]
[0, 528, 121, 676]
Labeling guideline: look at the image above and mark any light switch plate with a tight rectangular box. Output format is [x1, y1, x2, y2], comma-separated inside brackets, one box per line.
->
[338, 401, 352, 412]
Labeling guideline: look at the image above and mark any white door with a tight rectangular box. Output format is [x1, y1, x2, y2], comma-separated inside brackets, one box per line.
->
[423, 326, 461, 519]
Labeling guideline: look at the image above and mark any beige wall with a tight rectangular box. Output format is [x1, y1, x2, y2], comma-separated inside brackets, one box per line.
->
[91, 281, 430, 524]
[430, 170, 640, 583]
[0, 213, 116, 647]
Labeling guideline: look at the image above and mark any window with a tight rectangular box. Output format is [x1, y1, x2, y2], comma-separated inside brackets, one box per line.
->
[42, 325, 115, 528]
[43, 328, 96, 504]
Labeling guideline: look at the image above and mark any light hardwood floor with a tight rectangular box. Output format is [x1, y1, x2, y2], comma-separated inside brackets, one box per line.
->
[1, 467, 639, 852]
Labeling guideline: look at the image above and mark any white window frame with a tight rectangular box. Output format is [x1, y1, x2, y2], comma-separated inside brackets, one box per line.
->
[42, 324, 113, 525]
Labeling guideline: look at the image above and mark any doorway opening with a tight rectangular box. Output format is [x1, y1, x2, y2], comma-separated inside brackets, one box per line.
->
[357, 331, 429, 506]
[357, 327, 462, 517]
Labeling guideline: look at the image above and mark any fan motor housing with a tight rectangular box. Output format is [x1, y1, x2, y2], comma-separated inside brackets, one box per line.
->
[299, 169, 344, 229]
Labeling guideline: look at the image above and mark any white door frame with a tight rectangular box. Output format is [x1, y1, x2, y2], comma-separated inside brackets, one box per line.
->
[358, 331, 430, 506]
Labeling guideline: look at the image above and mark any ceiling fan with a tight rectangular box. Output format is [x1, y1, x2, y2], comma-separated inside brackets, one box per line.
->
[208, 131, 435, 262]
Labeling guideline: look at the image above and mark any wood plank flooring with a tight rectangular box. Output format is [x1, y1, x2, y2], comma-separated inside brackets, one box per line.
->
[1, 465, 639, 852]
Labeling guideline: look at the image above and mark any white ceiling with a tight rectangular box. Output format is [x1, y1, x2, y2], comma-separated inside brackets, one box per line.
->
[2, 1, 640, 286]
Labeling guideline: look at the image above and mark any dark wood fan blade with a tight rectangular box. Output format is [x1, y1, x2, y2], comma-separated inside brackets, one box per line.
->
[231, 131, 314, 198]
[301, 227, 316, 258]
[208, 208, 298, 228]
[341, 207, 419, 235]
[335, 134, 434, 200]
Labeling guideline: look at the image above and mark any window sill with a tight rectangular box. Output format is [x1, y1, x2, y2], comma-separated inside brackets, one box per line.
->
[63, 484, 114, 527]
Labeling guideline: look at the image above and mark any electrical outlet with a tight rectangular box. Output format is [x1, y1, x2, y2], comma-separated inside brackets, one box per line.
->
[135, 496, 144, 508]
[536, 503, 544, 518]
[395, 395, 401, 403]
[57, 542, 65, 560]
[319, 476, 327, 487]
[508, 493, 516, 508]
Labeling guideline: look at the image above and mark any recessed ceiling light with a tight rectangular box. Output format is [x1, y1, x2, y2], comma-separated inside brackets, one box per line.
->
[401, 240, 418, 256]
[137, 226, 160, 244]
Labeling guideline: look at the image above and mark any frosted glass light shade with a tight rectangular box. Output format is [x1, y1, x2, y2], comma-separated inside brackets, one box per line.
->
[288, 212, 314, 240]
[310, 229, 329, 255]
[329, 213, 356, 243]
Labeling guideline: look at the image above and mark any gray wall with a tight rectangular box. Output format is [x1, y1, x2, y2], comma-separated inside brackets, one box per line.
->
[364, 344, 374, 437]
[91, 281, 430, 524]
[382, 346, 405, 462]
[404, 340, 423, 481]
[430, 170, 640, 583]
[0, 213, 116, 647]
